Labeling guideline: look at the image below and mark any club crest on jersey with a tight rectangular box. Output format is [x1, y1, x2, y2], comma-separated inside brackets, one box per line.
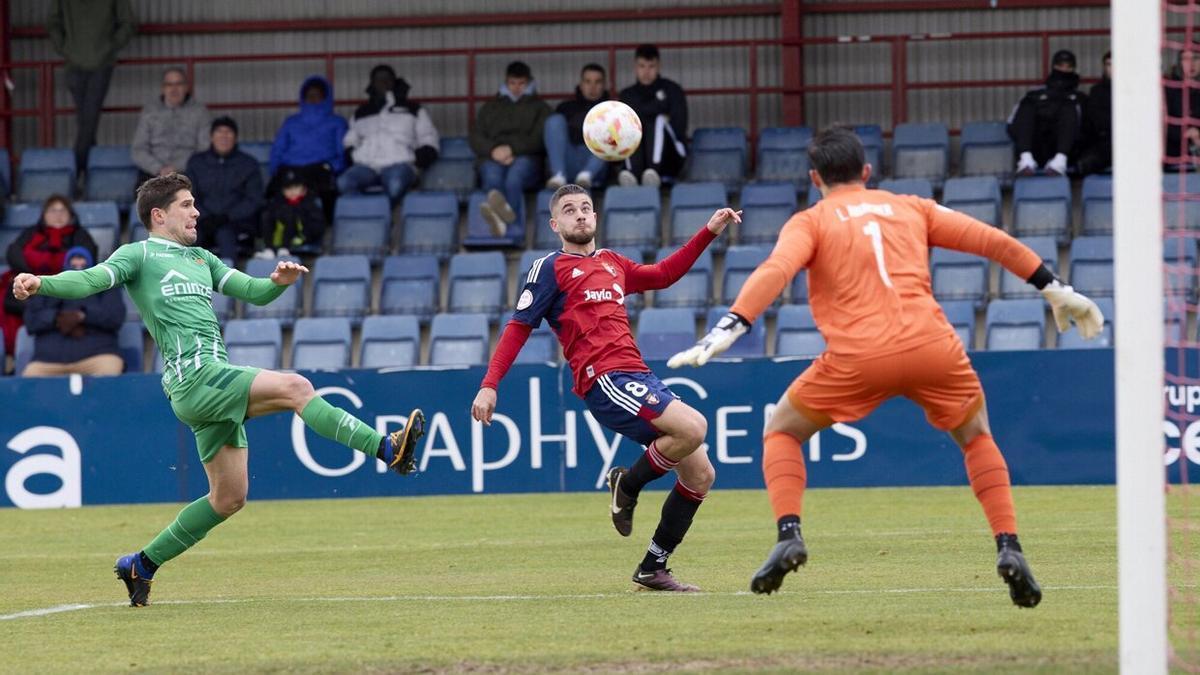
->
[646, 393, 660, 405]
[516, 289, 534, 310]
[195, 258, 205, 265]
[602, 262, 617, 277]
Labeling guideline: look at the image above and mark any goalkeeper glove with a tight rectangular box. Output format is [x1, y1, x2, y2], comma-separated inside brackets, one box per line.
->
[1041, 279, 1105, 339]
[667, 312, 750, 368]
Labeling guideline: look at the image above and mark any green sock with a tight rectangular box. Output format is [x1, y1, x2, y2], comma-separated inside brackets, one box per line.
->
[300, 396, 384, 456]
[143, 496, 227, 566]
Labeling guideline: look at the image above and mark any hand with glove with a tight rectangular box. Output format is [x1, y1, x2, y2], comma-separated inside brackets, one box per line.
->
[667, 312, 750, 368]
[1041, 279, 1105, 339]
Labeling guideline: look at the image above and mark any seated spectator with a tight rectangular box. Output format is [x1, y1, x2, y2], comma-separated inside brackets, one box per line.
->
[2, 195, 97, 357]
[1078, 51, 1112, 176]
[131, 67, 210, 184]
[469, 61, 550, 235]
[618, 44, 688, 187]
[1006, 49, 1085, 176]
[257, 168, 326, 259]
[269, 75, 346, 221]
[1166, 45, 1200, 170]
[545, 63, 611, 190]
[339, 64, 440, 206]
[186, 116, 264, 260]
[22, 246, 125, 377]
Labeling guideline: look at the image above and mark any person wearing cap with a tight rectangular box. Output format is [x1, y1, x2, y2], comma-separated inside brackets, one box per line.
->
[256, 168, 326, 259]
[21, 245, 126, 377]
[185, 116, 264, 260]
[1006, 49, 1086, 176]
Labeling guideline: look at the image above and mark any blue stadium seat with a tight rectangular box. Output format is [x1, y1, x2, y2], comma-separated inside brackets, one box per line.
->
[707, 305, 765, 358]
[942, 176, 1002, 228]
[1013, 176, 1071, 242]
[756, 126, 812, 192]
[939, 299, 977, 350]
[360, 315, 421, 368]
[1057, 297, 1114, 349]
[930, 248, 988, 306]
[669, 182, 726, 248]
[239, 142, 273, 186]
[878, 178, 933, 199]
[533, 188, 561, 250]
[806, 183, 822, 208]
[4, 202, 42, 230]
[1081, 174, 1113, 236]
[738, 182, 797, 245]
[14, 326, 33, 375]
[1163, 173, 1200, 231]
[0, 229, 20, 255]
[602, 186, 661, 255]
[399, 191, 457, 259]
[606, 246, 646, 319]
[75, 201, 121, 258]
[636, 308, 696, 361]
[332, 194, 391, 261]
[84, 146, 137, 205]
[959, 121, 1014, 186]
[380, 254, 439, 320]
[312, 254, 371, 325]
[685, 127, 748, 192]
[1164, 235, 1199, 300]
[985, 299, 1045, 351]
[464, 190, 524, 248]
[117, 321, 143, 373]
[121, 289, 141, 324]
[291, 317, 352, 370]
[429, 312, 489, 366]
[721, 245, 770, 307]
[790, 270, 808, 305]
[891, 123, 949, 190]
[420, 136, 476, 201]
[854, 125, 884, 185]
[224, 318, 282, 369]
[18, 148, 75, 203]
[651, 246, 711, 315]
[447, 251, 507, 318]
[775, 304, 825, 357]
[210, 291, 233, 323]
[1068, 235, 1114, 298]
[1000, 236, 1058, 299]
[0, 147, 10, 202]
[242, 257, 301, 327]
[500, 312, 559, 364]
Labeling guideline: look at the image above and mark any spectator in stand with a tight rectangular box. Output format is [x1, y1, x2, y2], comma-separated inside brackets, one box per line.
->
[21, 246, 125, 377]
[339, 65, 440, 206]
[269, 75, 347, 222]
[186, 116, 264, 260]
[48, 0, 137, 174]
[131, 67, 210, 185]
[1166, 44, 1200, 170]
[1, 195, 97, 357]
[618, 44, 688, 188]
[1006, 49, 1085, 176]
[544, 63, 611, 190]
[470, 61, 551, 236]
[257, 168, 326, 259]
[1078, 51, 1112, 176]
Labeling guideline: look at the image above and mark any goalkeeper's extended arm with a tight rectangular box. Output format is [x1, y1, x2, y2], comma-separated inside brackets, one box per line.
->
[1026, 265, 1105, 339]
[667, 311, 750, 368]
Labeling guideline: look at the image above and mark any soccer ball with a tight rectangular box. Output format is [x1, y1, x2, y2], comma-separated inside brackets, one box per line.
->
[583, 101, 642, 162]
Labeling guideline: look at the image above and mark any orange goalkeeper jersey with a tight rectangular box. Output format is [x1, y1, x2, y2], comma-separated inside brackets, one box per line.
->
[731, 185, 1043, 358]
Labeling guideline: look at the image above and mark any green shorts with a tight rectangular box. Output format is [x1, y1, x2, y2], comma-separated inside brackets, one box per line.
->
[169, 362, 261, 463]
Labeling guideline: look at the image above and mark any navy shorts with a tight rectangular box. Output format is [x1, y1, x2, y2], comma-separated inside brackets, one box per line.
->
[583, 371, 679, 446]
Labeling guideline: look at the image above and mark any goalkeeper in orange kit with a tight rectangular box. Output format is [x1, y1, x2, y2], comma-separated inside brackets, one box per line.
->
[669, 127, 1105, 607]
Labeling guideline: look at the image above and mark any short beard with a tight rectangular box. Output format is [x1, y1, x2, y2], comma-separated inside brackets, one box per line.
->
[560, 229, 595, 246]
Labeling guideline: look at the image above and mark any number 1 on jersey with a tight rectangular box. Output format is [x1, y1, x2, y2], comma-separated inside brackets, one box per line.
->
[862, 220, 894, 288]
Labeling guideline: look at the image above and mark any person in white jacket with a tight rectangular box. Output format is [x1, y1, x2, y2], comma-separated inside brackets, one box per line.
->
[337, 65, 440, 205]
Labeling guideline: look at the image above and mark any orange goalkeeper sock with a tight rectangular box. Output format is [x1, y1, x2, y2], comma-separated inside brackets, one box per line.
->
[962, 434, 1017, 535]
[763, 431, 807, 521]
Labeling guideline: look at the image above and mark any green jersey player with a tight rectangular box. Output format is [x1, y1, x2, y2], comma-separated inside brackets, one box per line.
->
[11, 174, 425, 607]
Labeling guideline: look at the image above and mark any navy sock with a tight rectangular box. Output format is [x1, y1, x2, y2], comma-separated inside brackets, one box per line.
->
[137, 551, 159, 578]
[777, 515, 801, 542]
[640, 484, 705, 571]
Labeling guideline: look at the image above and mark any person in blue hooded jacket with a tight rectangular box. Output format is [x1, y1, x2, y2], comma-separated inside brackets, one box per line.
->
[268, 75, 347, 221]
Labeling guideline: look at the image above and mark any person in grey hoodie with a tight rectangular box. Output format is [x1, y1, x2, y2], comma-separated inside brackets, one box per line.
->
[131, 67, 210, 185]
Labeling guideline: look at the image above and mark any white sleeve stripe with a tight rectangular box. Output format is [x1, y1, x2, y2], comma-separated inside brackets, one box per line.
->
[217, 269, 236, 294]
[141, 241, 147, 261]
[99, 264, 116, 289]
[526, 254, 552, 284]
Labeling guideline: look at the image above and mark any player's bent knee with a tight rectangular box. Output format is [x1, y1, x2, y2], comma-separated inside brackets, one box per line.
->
[287, 374, 316, 411]
[680, 412, 708, 450]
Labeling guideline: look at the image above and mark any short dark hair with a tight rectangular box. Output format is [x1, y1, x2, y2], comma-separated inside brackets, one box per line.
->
[807, 126, 866, 187]
[550, 184, 591, 214]
[635, 44, 660, 61]
[581, 63, 606, 78]
[39, 194, 78, 225]
[211, 115, 238, 136]
[137, 173, 193, 229]
[506, 61, 532, 80]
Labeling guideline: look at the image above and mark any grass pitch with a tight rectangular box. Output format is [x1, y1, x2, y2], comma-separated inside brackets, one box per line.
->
[0, 485, 1168, 673]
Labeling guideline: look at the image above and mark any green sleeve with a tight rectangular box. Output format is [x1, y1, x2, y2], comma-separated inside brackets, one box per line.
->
[39, 242, 141, 299]
[201, 249, 287, 307]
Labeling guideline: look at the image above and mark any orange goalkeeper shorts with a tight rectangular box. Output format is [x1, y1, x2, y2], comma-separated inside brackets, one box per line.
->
[786, 333, 984, 431]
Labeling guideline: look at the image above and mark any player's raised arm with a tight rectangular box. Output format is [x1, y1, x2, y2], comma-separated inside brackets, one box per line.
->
[203, 249, 307, 307]
[13, 242, 141, 301]
[624, 208, 739, 293]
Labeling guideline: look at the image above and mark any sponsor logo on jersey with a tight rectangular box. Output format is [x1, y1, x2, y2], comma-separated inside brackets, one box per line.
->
[582, 283, 626, 306]
[160, 268, 212, 299]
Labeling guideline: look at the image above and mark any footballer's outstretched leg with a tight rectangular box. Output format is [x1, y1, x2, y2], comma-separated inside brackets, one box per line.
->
[631, 567, 700, 592]
[607, 466, 637, 536]
[996, 533, 1042, 608]
[114, 552, 154, 607]
[751, 517, 808, 595]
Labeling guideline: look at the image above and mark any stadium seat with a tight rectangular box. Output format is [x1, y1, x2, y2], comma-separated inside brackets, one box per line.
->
[464, 190, 524, 248]
[239, 142, 273, 186]
[1068, 235, 1114, 298]
[738, 181, 797, 245]
[942, 176, 1002, 228]
[429, 312, 489, 366]
[312, 255, 371, 325]
[4, 202, 42, 230]
[447, 251, 507, 318]
[14, 326, 33, 375]
[84, 146, 137, 205]
[0, 230, 19, 255]
[380, 254, 440, 320]
[878, 178, 933, 199]
[939, 299, 977, 350]
[669, 182, 726, 248]
[117, 321, 144, 373]
[224, 318, 282, 369]
[756, 126, 813, 192]
[1057, 297, 1114, 349]
[685, 127, 747, 192]
[360, 315, 421, 368]
[806, 183, 822, 207]
[242, 256, 301, 327]
[636, 307, 696, 361]
[891, 123, 949, 190]
[398, 190, 458, 259]
[291, 317, 352, 370]
[607, 246, 646, 319]
[121, 289, 141, 325]
[790, 270, 808, 305]
[332, 194, 391, 261]
[74, 201, 121, 258]
[1012, 176, 1071, 242]
[721, 245, 771, 307]
[419, 136, 476, 201]
[210, 291, 233, 323]
[533, 188, 561, 251]
[706, 305, 765, 358]
[602, 186, 661, 255]
[1163, 173, 1200, 231]
[930, 248, 988, 306]
[18, 148, 75, 203]
[959, 121, 1015, 186]
[985, 299, 1045, 351]
[775, 304, 825, 357]
[1081, 174, 1113, 236]
[0, 147, 10, 202]
[1000, 236, 1058, 299]
[1164, 235, 1199, 300]
[650, 246, 711, 315]
[854, 125, 884, 185]
[500, 312, 559, 364]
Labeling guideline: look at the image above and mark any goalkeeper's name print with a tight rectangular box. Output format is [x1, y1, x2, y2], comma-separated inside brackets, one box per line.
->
[835, 201, 895, 222]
